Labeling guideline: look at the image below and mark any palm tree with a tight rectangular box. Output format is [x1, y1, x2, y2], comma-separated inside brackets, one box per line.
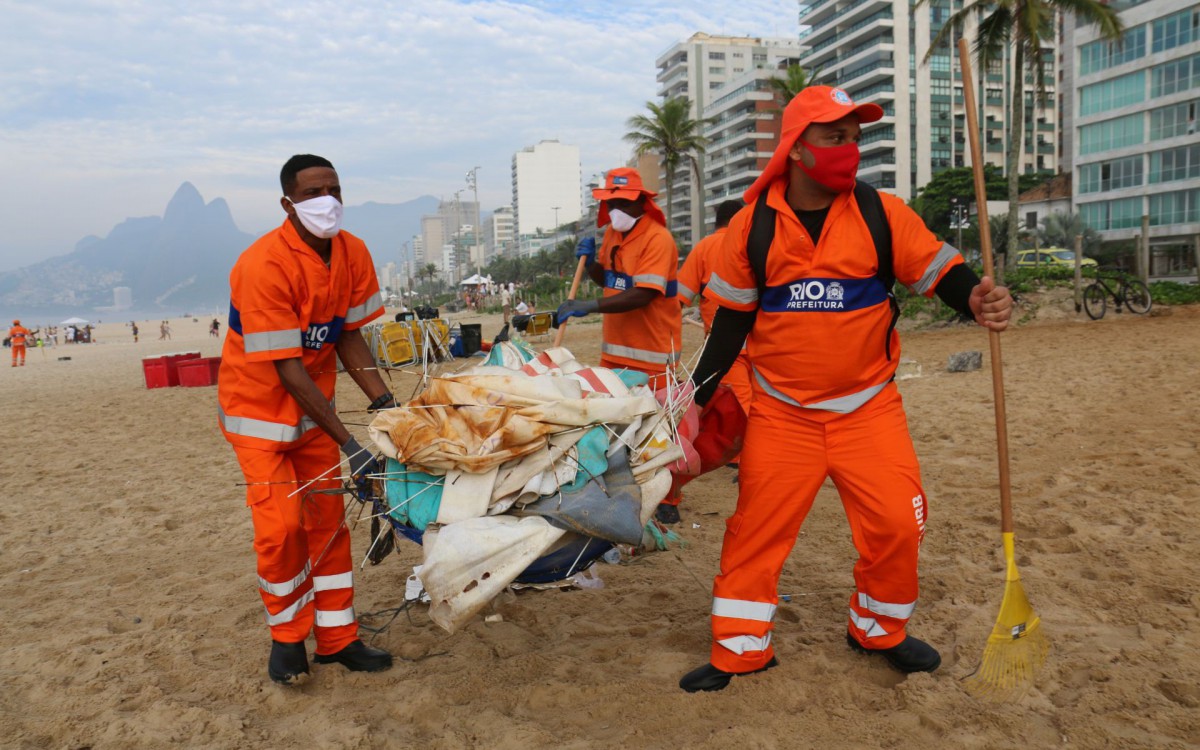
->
[767, 63, 823, 109]
[624, 97, 711, 233]
[1039, 210, 1100, 254]
[927, 0, 1120, 270]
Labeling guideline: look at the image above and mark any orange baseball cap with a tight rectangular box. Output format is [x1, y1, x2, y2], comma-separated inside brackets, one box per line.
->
[744, 86, 884, 202]
[592, 167, 667, 228]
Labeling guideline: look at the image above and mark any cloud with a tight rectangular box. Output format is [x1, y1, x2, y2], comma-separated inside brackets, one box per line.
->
[0, 0, 797, 269]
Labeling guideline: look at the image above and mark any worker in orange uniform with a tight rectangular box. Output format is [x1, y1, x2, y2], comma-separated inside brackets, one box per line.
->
[9, 320, 29, 366]
[677, 199, 754, 430]
[678, 87, 1013, 692]
[218, 154, 396, 685]
[554, 167, 683, 523]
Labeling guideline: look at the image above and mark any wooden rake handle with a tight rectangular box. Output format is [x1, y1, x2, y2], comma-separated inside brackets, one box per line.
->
[552, 255, 590, 348]
[958, 38, 1014, 535]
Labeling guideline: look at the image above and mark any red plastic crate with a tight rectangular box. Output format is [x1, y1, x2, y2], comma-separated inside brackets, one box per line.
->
[163, 351, 201, 386]
[142, 357, 170, 389]
[177, 356, 221, 387]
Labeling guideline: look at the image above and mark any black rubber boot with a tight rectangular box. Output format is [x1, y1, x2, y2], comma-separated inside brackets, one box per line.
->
[846, 633, 941, 673]
[268, 640, 310, 685]
[313, 639, 394, 673]
[654, 502, 681, 525]
[680, 656, 778, 692]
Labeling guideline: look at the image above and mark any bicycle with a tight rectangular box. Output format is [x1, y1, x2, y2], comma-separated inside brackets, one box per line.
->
[1082, 268, 1152, 320]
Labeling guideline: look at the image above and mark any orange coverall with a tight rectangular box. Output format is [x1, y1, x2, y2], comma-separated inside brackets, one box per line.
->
[701, 178, 964, 672]
[9, 324, 29, 366]
[218, 219, 383, 653]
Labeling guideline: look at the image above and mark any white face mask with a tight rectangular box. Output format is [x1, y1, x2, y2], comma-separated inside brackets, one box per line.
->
[287, 195, 343, 239]
[609, 208, 639, 232]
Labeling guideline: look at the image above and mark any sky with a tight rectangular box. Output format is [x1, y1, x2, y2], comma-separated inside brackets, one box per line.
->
[0, 0, 799, 271]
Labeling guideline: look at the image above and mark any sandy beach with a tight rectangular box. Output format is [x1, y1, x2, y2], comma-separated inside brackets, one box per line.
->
[2, 301, 1198, 749]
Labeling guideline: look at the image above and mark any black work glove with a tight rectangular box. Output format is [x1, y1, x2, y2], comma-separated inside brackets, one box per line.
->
[340, 436, 378, 481]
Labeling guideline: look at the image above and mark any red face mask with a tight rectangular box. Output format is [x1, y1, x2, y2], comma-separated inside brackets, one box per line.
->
[793, 140, 860, 193]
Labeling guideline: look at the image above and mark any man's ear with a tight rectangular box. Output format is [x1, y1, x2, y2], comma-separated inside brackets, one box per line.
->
[280, 196, 294, 216]
[789, 139, 813, 167]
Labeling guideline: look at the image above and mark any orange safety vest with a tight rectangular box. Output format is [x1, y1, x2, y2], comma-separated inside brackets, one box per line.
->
[8, 326, 29, 346]
[218, 219, 383, 450]
[596, 216, 682, 373]
[704, 179, 962, 413]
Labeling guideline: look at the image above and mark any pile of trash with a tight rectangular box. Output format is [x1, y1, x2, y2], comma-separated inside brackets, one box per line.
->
[366, 340, 695, 633]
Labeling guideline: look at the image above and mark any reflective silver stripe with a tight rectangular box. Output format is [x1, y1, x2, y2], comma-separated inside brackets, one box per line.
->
[911, 243, 961, 295]
[243, 328, 302, 354]
[849, 608, 889, 638]
[345, 292, 383, 325]
[219, 407, 320, 443]
[601, 342, 681, 365]
[677, 282, 698, 303]
[712, 597, 777, 622]
[313, 572, 353, 592]
[857, 593, 916, 620]
[265, 589, 313, 626]
[752, 367, 888, 414]
[716, 633, 772, 655]
[315, 607, 356, 627]
[633, 273, 667, 289]
[259, 561, 311, 597]
[708, 271, 758, 305]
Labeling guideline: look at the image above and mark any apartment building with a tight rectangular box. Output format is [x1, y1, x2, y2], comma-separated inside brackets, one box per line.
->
[797, 0, 1059, 200]
[511, 140, 582, 247]
[656, 33, 803, 247]
[1071, 0, 1200, 270]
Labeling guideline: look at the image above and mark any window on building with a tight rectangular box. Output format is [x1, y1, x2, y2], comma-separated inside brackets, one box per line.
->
[1149, 101, 1198, 140]
[732, 52, 744, 58]
[1079, 70, 1146, 116]
[1152, 8, 1200, 54]
[1149, 188, 1200, 225]
[1079, 26, 1147, 75]
[709, 66, 725, 74]
[1151, 54, 1200, 97]
[733, 67, 744, 73]
[1078, 155, 1143, 193]
[1079, 112, 1145, 154]
[1149, 143, 1200, 183]
[1080, 197, 1143, 230]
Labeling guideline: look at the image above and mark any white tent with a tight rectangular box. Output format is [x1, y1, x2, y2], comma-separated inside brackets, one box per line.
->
[59, 317, 90, 326]
[459, 274, 487, 286]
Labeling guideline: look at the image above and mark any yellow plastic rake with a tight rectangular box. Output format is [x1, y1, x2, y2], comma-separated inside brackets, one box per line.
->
[957, 38, 1048, 699]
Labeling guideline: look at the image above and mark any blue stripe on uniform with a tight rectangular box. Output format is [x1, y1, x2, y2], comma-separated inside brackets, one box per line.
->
[760, 277, 889, 313]
[605, 271, 677, 298]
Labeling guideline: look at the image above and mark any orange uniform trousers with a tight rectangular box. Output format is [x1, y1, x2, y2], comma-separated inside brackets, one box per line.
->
[721, 352, 753, 466]
[11, 343, 26, 365]
[709, 381, 928, 673]
[233, 435, 359, 654]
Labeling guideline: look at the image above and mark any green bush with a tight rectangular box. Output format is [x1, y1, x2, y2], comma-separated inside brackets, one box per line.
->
[1150, 281, 1200, 306]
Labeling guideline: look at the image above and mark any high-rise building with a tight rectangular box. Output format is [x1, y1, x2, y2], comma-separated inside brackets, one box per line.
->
[486, 206, 515, 260]
[656, 33, 803, 247]
[1070, 0, 1200, 271]
[419, 198, 479, 280]
[511, 140, 583, 243]
[797, 0, 1059, 201]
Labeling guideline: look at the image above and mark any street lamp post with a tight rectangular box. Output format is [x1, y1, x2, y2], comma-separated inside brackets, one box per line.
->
[466, 166, 482, 276]
[552, 206, 561, 244]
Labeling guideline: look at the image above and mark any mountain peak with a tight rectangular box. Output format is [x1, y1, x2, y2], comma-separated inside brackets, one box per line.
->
[164, 182, 205, 223]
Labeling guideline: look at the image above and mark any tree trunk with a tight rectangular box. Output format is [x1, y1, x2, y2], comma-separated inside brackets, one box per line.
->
[663, 155, 675, 231]
[1005, 41, 1025, 277]
[690, 154, 705, 240]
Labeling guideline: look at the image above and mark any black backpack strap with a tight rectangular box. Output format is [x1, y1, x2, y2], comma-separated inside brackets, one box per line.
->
[853, 182, 900, 360]
[747, 190, 776, 304]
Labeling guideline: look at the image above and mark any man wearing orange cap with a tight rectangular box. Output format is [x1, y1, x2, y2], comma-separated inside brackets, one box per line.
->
[219, 154, 395, 685]
[9, 320, 29, 366]
[555, 167, 684, 522]
[679, 87, 1013, 691]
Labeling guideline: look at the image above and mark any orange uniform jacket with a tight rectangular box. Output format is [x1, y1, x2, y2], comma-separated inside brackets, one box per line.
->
[596, 216, 682, 374]
[677, 227, 728, 333]
[218, 219, 383, 451]
[704, 179, 963, 414]
[8, 325, 29, 346]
